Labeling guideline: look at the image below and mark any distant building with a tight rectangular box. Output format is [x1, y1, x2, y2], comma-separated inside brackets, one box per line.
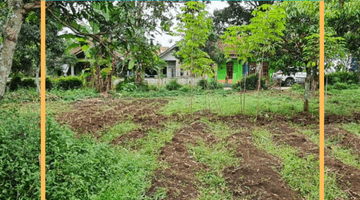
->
[159, 44, 190, 78]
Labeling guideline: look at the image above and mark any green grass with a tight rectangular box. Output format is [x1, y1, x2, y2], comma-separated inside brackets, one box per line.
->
[342, 123, 360, 137]
[325, 88, 360, 115]
[195, 171, 233, 200]
[160, 90, 318, 117]
[184, 121, 240, 199]
[252, 128, 346, 200]
[98, 121, 138, 144]
[298, 126, 360, 170]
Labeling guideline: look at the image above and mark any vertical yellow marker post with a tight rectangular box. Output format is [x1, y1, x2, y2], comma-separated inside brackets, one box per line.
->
[41, 1, 46, 199]
[319, 1, 324, 200]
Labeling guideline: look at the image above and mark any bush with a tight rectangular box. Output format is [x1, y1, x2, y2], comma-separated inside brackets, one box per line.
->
[325, 71, 359, 85]
[208, 79, 223, 90]
[197, 79, 208, 90]
[198, 79, 223, 90]
[45, 77, 53, 91]
[56, 76, 83, 90]
[232, 74, 267, 90]
[8, 75, 22, 91]
[0, 110, 41, 199]
[116, 76, 150, 92]
[333, 82, 349, 90]
[291, 83, 304, 91]
[166, 79, 182, 91]
[22, 78, 36, 89]
[179, 85, 190, 92]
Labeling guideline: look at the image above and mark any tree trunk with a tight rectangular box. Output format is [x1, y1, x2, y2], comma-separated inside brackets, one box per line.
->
[35, 63, 41, 97]
[104, 57, 116, 92]
[95, 65, 103, 92]
[0, 0, 25, 100]
[303, 68, 312, 112]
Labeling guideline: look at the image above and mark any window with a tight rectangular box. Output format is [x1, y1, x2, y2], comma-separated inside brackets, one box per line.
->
[262, 62, 269, 77]
[249, 62, 256, 75]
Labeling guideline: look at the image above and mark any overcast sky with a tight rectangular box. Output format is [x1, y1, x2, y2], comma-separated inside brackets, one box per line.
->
[154, 1, 229, 47]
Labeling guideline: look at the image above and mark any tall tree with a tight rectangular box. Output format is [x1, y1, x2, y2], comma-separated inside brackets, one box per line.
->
[272, 1, 347, 111]
[212, 1, 276, 35]
[0, 0, 40, 100]
[326, 0, 360, 80]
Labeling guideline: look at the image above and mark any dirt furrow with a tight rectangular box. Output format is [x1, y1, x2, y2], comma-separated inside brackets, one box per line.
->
[55, 98, 169, 136]
[147, 122, 211, 199]
[266, 122, 360, 199]
[223, 131, 301, 199]
[325, 125, 360, 155]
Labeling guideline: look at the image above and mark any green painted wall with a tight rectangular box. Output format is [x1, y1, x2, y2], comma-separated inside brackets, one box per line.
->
[217, 60, 242, 83]
[233, 61, 243, 83]
[218, 63, 227, 80]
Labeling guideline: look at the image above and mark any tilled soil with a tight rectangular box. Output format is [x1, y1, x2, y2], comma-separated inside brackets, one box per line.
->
[325, 125, 360, 155]
[266, 121, 360, 199]
[224, 131, 301, 199]
[147, 122, 211, 200]
[54, 97, 360, 199]
[111, 129, 147, 145]
[55, 98, 169, 137]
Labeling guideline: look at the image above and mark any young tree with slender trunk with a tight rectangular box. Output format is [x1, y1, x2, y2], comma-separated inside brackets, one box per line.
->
[175, 1, 214, 114]
[222, 3, 286, 119]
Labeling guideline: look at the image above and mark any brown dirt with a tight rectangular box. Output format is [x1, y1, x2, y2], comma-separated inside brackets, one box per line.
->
[325, 112, 360, 124]
[147, 122, 211, 199]
[325, 125, 360, 155]
[266, 121, 360, 199]
[326, 157, 360, 199]
[223, 131, 301, 199]
[266, 122, 319, 158]
[55, 98, 169, 137]
[111, 129, 147, 145]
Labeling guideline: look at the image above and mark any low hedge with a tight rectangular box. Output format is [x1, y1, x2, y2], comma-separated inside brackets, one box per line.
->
[325, 71, 359, 85]
[8, 76, 83, 91]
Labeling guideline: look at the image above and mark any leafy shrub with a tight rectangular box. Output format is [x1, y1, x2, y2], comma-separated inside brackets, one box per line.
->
[148, 84, 159, 91]
[56, 76, 83, 90]
[122, 82, 138, 92]
[45, 77, 53, 91]
[166, 79, 182, 91]
[179, 85, 190, 92]
[198, 79, 223, 90]
[22, 78, 36, 89]
[8, 75, 22, 91]
[197, 79, 208, 90]
[0, 110, 41, 199]
[333, 82, 349, 90]
[325, 71, 359, 85]
[291, 83, 304, 91]
[116, 76, 150, 92]
[232, 74, 267, 90]
[208, 79, 223, 90]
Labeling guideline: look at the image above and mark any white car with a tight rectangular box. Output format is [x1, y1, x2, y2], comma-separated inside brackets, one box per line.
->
[272, 70, 307, 86]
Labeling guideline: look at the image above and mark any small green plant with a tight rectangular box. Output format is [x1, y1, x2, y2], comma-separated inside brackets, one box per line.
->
[166, 79, 182, 91]
[291, 83, 304, 91]
[333, 82, 349, 90]
[232, 74, 266, 90]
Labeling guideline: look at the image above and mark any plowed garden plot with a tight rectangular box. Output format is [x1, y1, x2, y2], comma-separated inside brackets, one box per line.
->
[53, 97, 360, 199]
